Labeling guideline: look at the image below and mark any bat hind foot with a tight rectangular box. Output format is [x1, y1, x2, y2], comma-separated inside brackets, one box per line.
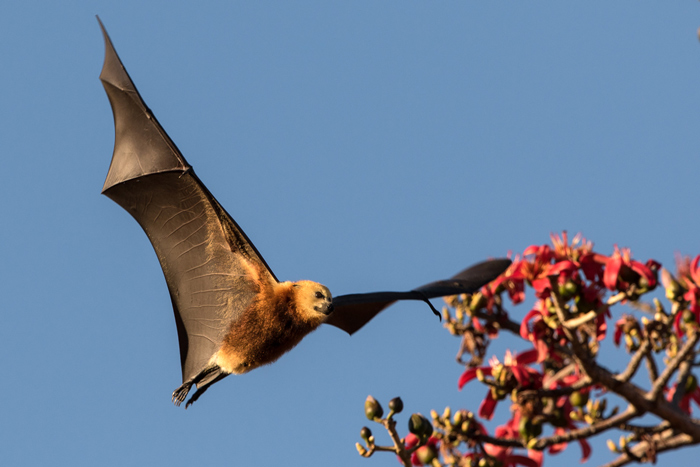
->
[172, 365, 227, 408]
[172, 382, 192, 406]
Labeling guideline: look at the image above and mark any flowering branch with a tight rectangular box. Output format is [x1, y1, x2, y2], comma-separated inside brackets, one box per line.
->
[355, 233, 700, 466]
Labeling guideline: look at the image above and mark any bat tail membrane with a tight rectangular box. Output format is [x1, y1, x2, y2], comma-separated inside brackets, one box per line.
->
[97, 16, 189, 192]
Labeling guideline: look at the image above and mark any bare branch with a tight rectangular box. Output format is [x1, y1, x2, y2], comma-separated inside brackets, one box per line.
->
[602, 431, 697, 467]
[533, 405, 638, 450]
[649, 332, 700, 400]
[615, 339, 651, 383]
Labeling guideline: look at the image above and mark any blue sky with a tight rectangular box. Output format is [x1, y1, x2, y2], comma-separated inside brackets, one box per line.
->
[2, 2, 699, 466]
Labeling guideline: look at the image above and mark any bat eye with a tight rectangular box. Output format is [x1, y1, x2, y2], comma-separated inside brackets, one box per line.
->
[315, 291, 325, 299]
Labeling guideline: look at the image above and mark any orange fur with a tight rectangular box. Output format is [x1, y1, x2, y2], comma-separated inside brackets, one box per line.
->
[215, 278, 328, 374]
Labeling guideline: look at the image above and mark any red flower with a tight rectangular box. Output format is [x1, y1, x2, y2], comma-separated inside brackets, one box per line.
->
[402, 433, 440, 466]
[520, 301, 557, 362]
[482, 411, 543, 467]
[603, 246, 658, 292]
[458, 350, 541, 420]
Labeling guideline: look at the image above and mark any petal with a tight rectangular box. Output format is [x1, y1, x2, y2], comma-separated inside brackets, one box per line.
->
[691, 255, 700, 286]
[458, 367, 492, 389]
[520, 309, 541, 339]
[630, 260, 655, 287]
[604, 256, 622, 290]
[578, 438, 592, 463]
[478, 391, 498, 420]
[545, 260, 577, 276]
[505, 454, 540, 467]
[515, 348, 539, 365]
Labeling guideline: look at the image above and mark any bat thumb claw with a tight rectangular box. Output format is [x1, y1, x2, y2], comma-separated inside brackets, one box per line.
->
[415, 291, 442, 321]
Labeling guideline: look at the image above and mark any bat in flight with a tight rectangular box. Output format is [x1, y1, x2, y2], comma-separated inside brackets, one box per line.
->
[97, 18, 511, 408]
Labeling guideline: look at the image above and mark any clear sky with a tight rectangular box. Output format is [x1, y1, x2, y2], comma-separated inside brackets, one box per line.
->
[2, 2, 699, 466]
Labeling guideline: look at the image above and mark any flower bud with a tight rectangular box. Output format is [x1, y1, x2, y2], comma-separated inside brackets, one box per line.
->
[470, 292, 486, 311]
[356, 443, 367, 456]
[569, 390, 589, 408]
[619, 435, 627, 449]
[416, 444, 438, 465]
[518, 416, 542, 441]
[661, 268, 683, 300]
[682, 310, 695, 324]
[360, 426, 372, 442]
[443, 406, 451, 421]
[409, 413, 433, 438]
[365, 396, 384, 421]
[389, 397, 404, 414]
[607, 439, 619, 453]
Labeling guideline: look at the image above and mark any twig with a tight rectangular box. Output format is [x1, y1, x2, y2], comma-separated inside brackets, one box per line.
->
[670, 361, 693, 408]
[383, 418, 412, 467]
[645, 352, 659, 383]
[602, 431, 697, 467]
[615, 339, 651, 383]
[533, 405, 638, 450]
[649, 332, 700, 400]
[562, 292, 626, 329]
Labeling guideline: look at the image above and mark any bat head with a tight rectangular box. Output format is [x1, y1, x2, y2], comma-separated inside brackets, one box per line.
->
[292, 280, 334, 320]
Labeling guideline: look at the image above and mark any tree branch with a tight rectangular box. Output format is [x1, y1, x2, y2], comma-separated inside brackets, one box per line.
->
[649, 332, 699, 400]
[601, 431, 697, 467]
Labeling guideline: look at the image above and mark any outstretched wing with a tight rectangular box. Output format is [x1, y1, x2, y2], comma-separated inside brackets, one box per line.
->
[325, 258, 511, 335]
[97, 18, 278, 384]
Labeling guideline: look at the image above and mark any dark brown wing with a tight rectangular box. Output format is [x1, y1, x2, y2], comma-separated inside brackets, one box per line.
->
[326, 258, 511, 335]
[97, 18, 278, 384]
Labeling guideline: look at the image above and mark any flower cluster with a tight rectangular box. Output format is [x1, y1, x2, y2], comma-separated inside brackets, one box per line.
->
[357, 234, 700, 467]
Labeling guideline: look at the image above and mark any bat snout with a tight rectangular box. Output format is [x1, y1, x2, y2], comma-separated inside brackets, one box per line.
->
[316, 301, 334, 316]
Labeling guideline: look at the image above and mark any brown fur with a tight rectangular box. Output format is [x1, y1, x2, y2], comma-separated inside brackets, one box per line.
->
[215, 274, 329, 374]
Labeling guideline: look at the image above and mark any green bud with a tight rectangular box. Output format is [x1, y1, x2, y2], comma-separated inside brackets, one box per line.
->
[558, 280, 578, 300]
[408, 413, 433, 437]
[569, 390, 589, 408]
[683, 310, 696, 324]
[685, 374, 698, 394]
[360, 426, 372, 442]
[389, 397, 404, 414]
[365, 396, 384, 421]
[470, 292, 486, 311]
[518, 417, 542, 441]
[415, 445, 438, 465]
[443, 406, 451, 421]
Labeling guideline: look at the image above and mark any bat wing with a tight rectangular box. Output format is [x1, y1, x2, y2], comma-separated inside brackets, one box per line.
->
[325, 258, 511, 335]
[97, 18, 278, 384]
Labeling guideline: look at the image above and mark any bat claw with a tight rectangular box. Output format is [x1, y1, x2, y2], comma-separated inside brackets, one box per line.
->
[172, 382, 192, 406]
[415, 291, 442, 321]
